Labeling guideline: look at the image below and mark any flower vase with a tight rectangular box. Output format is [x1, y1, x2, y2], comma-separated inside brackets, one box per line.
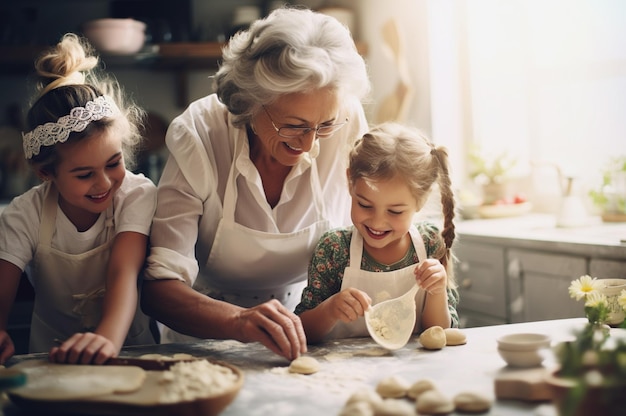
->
[598, 278, 626, 326]
[482, 182, 508, 205]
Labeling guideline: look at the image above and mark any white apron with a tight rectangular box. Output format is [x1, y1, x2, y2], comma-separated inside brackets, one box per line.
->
[161, 137, 330, 343]
[28, 185, 153, 352]
[326, 226, 428, 339]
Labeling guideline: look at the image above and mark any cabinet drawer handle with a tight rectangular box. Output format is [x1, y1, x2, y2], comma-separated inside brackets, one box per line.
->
[461, 278, 472, 289]
[508, 258, 521, 279]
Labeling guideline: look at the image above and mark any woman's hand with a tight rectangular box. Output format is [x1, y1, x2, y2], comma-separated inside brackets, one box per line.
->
[235, 299, 307, 361]
[0, 330, 15, 365]
[414, 259, 448, 295]
[49, 332, 117, 365]
[328, 288, 371, 323]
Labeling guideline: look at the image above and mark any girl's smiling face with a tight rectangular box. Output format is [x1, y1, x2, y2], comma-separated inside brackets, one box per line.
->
[350, 174, 418, 258]
[46, 128, 126, 229]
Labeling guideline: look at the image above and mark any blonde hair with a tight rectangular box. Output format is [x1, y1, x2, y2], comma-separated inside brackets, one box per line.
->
[25, 33, 144, 173]
[348, 123, 457, 286]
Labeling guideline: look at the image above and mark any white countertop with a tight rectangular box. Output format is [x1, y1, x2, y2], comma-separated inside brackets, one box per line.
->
[4, 318, 594, 416]
[457, 214, 626, 258]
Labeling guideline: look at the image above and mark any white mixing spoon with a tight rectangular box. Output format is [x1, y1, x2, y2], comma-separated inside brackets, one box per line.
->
[364, 283, 419, 350]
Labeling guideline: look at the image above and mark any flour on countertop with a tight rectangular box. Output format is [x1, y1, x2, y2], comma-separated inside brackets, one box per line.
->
[158, 359, 238, 403]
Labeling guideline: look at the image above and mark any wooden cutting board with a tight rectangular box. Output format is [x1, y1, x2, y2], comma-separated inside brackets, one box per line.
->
[494, 367, 553, 401]
[6, 358, 243, 416]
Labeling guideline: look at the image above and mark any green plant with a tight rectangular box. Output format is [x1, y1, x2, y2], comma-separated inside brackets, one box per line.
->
[588, 156, 626, 214]
[467, 145, 517, 185]
[553, 275, 626, 415]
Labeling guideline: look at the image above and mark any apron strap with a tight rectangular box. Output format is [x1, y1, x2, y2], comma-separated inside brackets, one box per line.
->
[40, 184, 58, 246]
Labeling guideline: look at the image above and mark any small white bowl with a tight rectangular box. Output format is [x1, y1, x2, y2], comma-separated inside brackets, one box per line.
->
[497, 333, 551, 351]
[496, 333, 551, 367]
[497, 346, 546, 367]
[83, 18, 146, 55]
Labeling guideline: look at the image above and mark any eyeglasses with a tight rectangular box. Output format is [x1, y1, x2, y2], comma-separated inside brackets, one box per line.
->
[262, 106, 348, 139]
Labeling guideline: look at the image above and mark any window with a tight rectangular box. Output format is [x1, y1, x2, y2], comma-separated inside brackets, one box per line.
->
[429, 0, 626, 208]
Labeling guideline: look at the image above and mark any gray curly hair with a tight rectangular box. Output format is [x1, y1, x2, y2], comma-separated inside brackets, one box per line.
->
[215, 7, 370, 128]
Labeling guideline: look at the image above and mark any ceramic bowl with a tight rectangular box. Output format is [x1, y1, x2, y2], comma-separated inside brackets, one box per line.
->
[496, 333, 551, 367]
[83, 18, 146, 55]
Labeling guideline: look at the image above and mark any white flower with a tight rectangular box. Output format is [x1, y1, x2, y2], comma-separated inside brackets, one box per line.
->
[569, 275, 602, 301]
[584, 291, 608, 308]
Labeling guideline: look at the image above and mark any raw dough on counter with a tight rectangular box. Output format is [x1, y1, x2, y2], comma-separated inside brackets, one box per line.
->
[373, 398, 415, 415]
[346, 388, 383, 406]
[375, 375, 409, 398]
[288, 356, 320, 374]
[453, 391, 493, 413]
[406, 379, 436, 399]
[444, 328, 467, 346]
[338, 400, 375, 416]
[7, 360, 146, 400]
[415, 389, 455, 414]
[419, 326, 446, 350]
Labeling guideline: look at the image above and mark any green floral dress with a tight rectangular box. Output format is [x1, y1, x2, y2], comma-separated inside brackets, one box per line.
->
[295, 221, 460, 328]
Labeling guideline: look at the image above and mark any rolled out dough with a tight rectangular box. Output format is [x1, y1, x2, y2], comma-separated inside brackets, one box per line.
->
[8, 360, 146, 401]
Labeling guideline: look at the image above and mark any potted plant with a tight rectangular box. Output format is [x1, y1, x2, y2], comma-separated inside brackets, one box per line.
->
[546, 275, 626, 416]
[467, 145, 518, 205]
[588, 156, 626, 222]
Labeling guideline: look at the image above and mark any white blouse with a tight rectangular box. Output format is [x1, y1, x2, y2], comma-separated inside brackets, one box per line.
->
[145, 94, 368, 287]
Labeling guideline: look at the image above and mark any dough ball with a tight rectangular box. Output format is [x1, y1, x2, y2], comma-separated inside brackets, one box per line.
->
[375, 375, 410, 398]
[339, 400, 375, 416]
[415, 389, 454, 415]
[419, 326, 446, 350]
[407, 378, 437, 400]
[444, 328, 467, 346]
[288, 356, 320, 375]
[373, 398, 415, 416]
[453, 391, 493, 413]
[346, 388, 383, 406]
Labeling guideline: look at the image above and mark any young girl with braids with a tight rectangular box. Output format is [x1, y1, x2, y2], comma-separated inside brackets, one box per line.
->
[0, 34, 156, 365]
[295, 123, 459, 342]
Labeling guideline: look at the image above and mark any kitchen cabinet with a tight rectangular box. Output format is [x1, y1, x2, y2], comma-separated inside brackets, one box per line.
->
[589, 258, 626, 278]
[454, 214, 626, 327]
[506, 249, 584, 323]
[455, 239, 507, 327]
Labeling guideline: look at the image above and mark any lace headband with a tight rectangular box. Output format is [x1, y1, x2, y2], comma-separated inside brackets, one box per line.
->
[22, 95, 120, 159]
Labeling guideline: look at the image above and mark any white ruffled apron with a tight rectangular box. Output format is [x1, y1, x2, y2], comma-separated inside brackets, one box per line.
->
[326, 225, 428, 339]
[161, 136, 330, 343]
[28, 185, 153, 352]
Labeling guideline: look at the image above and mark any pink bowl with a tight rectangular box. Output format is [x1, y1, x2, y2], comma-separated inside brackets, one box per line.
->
[83, 18, 146, 55]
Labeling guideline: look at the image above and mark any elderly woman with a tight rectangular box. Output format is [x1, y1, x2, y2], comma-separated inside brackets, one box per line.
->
[142, 8, 370, 360]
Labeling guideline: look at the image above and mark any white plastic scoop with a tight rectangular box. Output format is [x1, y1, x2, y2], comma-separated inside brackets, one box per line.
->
[365, 283, 419, 350]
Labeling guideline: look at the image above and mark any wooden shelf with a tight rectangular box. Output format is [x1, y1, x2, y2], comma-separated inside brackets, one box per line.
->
[0, 40, 367, 106]
[0, 41, 367, 73]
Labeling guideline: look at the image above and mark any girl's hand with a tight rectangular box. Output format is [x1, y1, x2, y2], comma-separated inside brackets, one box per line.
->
[328, 288, 371, 323]
[414, 259, 448, 295]
[0, 330, 15, 365]
[49, 332, 117, 365]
